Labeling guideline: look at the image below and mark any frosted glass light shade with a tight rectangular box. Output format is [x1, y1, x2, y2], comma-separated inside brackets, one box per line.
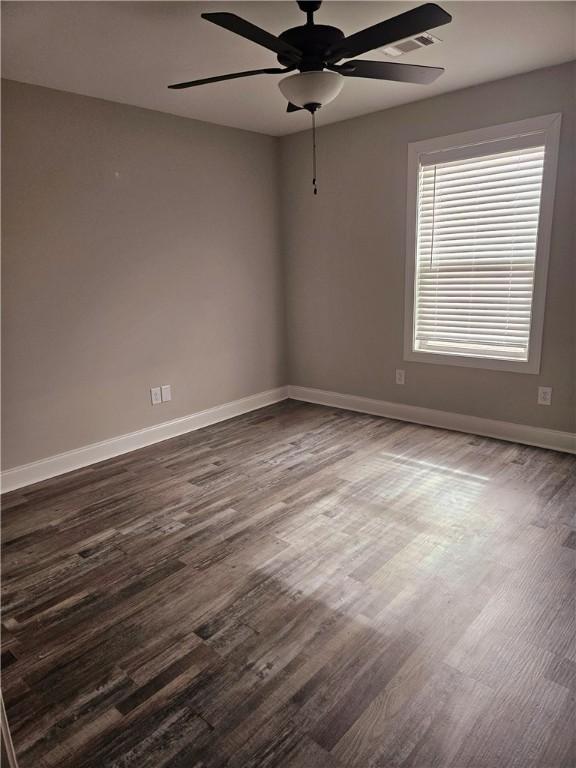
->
[278, 70, 344, 108]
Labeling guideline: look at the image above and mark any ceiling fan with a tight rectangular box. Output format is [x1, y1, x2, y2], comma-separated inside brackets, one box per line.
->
[168, 1, 452, 113]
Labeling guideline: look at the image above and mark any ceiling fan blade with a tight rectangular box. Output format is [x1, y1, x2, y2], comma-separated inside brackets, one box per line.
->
[168, 67, 287, 89]
[333, 60, 444, 84]
[202, 13, 302, 62]
[327, 3, 452, 62]
[287, 102, 304, 113]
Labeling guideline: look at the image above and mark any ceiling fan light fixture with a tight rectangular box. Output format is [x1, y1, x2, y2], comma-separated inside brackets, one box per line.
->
[278, 70, 344, 109]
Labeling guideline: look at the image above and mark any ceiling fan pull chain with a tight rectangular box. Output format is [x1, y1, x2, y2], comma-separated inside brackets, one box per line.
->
[312, 110, 318, 195]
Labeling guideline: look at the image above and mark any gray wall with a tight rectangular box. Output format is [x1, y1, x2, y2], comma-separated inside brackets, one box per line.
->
[280, 62, 575, 433]
[2, 80, 284, 468]
[3, 64, 574, 470]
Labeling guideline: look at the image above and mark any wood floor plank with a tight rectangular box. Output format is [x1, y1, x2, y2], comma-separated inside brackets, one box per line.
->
[2, 400, 574, 767]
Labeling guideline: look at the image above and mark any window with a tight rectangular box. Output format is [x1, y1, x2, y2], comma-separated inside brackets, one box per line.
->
[404, 114, 561, 373]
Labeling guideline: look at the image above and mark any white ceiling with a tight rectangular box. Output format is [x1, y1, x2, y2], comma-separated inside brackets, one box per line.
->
[2, 1, 575, 136]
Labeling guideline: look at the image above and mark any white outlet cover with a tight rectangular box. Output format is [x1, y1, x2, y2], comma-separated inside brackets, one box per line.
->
[161, 385, 172, 402]
[537, 386, 552, 406]
[150, 387, 162, 405]
[396, 369, 406, 385]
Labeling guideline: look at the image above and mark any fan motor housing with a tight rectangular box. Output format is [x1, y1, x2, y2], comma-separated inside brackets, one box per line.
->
[277, 25, 345, 69]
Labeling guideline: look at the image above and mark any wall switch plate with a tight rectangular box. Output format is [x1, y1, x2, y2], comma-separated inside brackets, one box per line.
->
[161, 385, 172, 402]
[150, 387, 162, 405]
[537, 386, 552, 406]
[396, 369, 406, 385]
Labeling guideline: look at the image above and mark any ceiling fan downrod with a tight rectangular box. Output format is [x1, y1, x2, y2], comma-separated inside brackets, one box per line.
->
[297, 0, 322, 26]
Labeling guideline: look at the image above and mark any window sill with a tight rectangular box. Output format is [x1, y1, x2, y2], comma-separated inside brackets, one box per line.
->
[403, 347, 540, 374]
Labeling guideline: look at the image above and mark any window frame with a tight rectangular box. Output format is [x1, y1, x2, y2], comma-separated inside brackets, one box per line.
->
[403, 113, 562, 374]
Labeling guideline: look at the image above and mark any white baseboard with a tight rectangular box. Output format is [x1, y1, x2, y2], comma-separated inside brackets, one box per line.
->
[1, 387, 289, 493]
[287, 385, 576, 455]
[4, 383, 574, 493]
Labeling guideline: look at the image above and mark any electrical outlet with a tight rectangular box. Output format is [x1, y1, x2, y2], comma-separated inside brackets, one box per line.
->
[161, 384, 172, 402]
[537, 386, 552, 406]
[396, 369, 406, 385]
[150, 387, 162, 405]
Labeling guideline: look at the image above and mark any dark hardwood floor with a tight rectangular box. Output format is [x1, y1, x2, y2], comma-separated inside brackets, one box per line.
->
[2, 400, 575, 768]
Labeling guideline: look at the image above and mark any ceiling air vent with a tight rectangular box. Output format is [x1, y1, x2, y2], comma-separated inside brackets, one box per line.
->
[381, 32, 441, 58]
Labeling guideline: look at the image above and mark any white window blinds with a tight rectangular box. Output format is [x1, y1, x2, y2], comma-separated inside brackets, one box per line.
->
[413, 144, 546, 361]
